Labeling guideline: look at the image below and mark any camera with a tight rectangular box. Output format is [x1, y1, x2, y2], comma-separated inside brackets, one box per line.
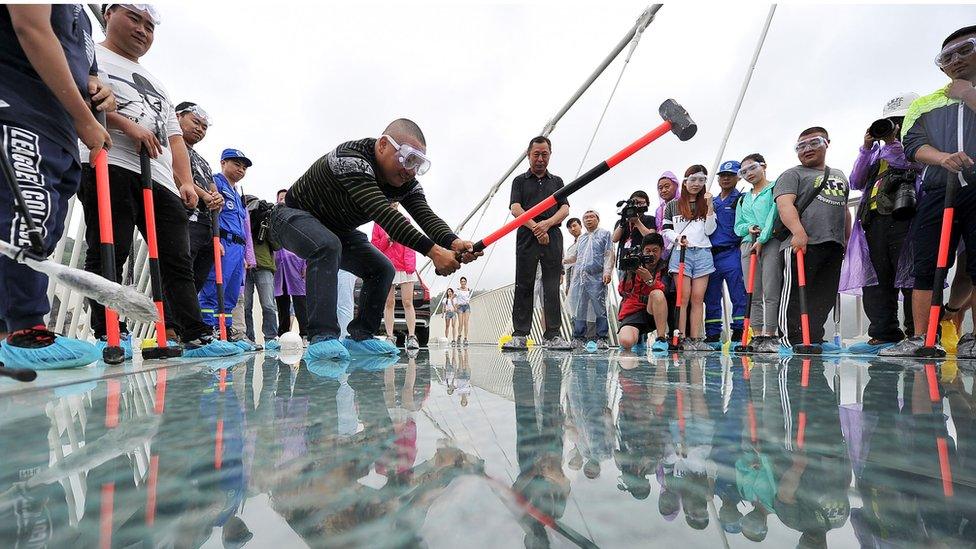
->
[618, 246, 657, 272]
[868, 118, 897, 140]
[616, 198, 648, 221]
[892, 182, 916, 221]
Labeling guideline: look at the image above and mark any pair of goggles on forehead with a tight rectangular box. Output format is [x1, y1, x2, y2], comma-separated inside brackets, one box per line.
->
[382, 135, 431, 176]
[176, 104, 212, 126]
[936, 37, 976, 68]
[795, 135, 828, 153]
[107, 4, 162, 25]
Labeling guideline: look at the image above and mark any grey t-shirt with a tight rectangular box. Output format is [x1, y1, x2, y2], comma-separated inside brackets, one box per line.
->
[773, 165, 849, 246]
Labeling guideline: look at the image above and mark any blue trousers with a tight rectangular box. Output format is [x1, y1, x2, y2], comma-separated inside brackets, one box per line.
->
[0, 124, 77, 331]
[199, 239, 246, 328]
[704, 247, 746, 337]
[572, 275, 609, 339]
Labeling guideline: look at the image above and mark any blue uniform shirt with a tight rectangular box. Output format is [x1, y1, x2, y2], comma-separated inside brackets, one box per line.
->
[213, 173, 246, 239]
[0, 5, 96, 161]
[710, 189, 743, 249]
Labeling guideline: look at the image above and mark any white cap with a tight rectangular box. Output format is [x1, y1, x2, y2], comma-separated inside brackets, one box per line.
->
[882, 93, 919, 118]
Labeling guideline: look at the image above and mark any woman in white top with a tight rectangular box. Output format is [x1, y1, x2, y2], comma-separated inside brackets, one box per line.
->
[455, 277, 473, 346]
[661, 164, 716, 350]
[443, 288, 458, 344]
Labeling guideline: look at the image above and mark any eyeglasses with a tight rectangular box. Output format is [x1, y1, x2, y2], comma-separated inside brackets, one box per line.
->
[737, 163, 764, 178]
[176, 104, 212, 126]
[684, 173, 707, 184]
[794, 136, 828, 153]
[936, 37, 976, 68]
[382, 135, 431, 176]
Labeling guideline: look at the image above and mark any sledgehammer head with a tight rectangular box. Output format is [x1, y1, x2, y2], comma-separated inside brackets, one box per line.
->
[659, 99, 697, 142]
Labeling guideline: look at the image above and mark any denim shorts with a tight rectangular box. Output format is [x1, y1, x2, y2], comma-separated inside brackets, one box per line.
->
[445, 311, 456, 320]
[668, 247, 715, 279]
[457, 304, 470, 313]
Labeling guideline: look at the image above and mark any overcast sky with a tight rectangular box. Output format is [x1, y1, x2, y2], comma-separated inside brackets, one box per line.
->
[87, 2, 971, 296]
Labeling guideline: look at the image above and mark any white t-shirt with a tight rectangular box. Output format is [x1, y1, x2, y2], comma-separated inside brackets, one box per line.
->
[443, 297, 456, 312]
[455, 288, 472, 306]
[80, 45, 181, 195]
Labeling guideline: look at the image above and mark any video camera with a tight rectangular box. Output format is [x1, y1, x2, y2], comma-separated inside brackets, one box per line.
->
[616, 198, 648, 221]
[618, 246, 658, 272]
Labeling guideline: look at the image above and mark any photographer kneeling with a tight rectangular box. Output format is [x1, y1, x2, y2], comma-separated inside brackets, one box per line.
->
[613, 191, 656, 279]
[842, 93, 922, 355]
[617, 233, 671, 352]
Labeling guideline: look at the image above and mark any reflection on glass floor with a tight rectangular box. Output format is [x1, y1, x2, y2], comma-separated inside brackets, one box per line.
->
[1, 348, 975, 548]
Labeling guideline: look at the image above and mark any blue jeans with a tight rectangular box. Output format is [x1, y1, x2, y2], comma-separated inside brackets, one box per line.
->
[572, 275, 608, 339]
[244, 268, 278, 341]
[269, 206, 393, 342]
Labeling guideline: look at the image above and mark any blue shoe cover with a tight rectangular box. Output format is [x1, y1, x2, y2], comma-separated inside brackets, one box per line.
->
[306, 339, 351, 361]
[1, 335, 99, 370]
[264, 339, 281, 351]
[307, 357, 351, 380]
[342, 337, 400, 356]
[348, 355, 399, 373]
[233, 340, 260, 352]
[820, 341, 844, 355]
[847, 341, 895, 356]
[778, 344, 794, 356]
[632, 342, 648, 354]
[96, 334, 134, 361]
[651, 340, 669, 353]
[183, 340, 243, 359]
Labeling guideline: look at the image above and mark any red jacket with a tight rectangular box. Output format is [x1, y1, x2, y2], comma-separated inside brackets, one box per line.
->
[372, 223, 417, 273]
[617, 269, 666, 320]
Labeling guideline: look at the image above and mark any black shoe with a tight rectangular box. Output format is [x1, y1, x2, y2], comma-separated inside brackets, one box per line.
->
[731, 329, 743, 343]
[703, 334, 721, 344]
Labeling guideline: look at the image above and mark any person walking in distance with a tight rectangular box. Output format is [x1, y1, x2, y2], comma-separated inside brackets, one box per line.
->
[455, 276, 473, 346]
[442, 288, 457, 345]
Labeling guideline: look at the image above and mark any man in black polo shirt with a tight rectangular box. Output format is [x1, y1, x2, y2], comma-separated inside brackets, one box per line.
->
[503, 136, 572, 350]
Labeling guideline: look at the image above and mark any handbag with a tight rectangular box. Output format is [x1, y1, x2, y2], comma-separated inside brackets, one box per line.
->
[771, 165, 831, 242]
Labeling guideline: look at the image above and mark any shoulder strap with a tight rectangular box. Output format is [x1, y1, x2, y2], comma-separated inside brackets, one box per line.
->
[794, 165, 830, 218]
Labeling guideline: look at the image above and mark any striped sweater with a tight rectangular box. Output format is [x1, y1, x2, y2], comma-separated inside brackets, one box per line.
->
[286, 138, 458, 254]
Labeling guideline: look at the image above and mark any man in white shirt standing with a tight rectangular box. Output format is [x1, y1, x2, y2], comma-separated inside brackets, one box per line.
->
[78, 4, 239, 358]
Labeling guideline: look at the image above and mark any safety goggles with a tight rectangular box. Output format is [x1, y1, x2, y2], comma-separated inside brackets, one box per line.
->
[176, 104, 212, 126]
[794, 136, 828, 153]
[737, 162, 764, 178]
[108, 4, 162, 25]
[684, 173, 707, 184]
[382, 135, 431, 176]
[936, 37, 976, 68]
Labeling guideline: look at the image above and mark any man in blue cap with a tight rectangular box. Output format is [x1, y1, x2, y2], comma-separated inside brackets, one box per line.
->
[704, 160, 747, 347]
[198, 148, 253, 346]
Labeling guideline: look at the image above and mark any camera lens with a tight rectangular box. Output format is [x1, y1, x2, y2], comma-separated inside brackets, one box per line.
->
[869, 118, 895, 139]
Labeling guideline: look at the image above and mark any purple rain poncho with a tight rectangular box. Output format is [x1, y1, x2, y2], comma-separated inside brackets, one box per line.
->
[839, 141, 923, 294]
[274, 248, 306, 297]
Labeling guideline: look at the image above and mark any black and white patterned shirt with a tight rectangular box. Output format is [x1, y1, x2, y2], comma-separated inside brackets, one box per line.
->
[287, 138, 458, 254]
[186, 145, 213, 225]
